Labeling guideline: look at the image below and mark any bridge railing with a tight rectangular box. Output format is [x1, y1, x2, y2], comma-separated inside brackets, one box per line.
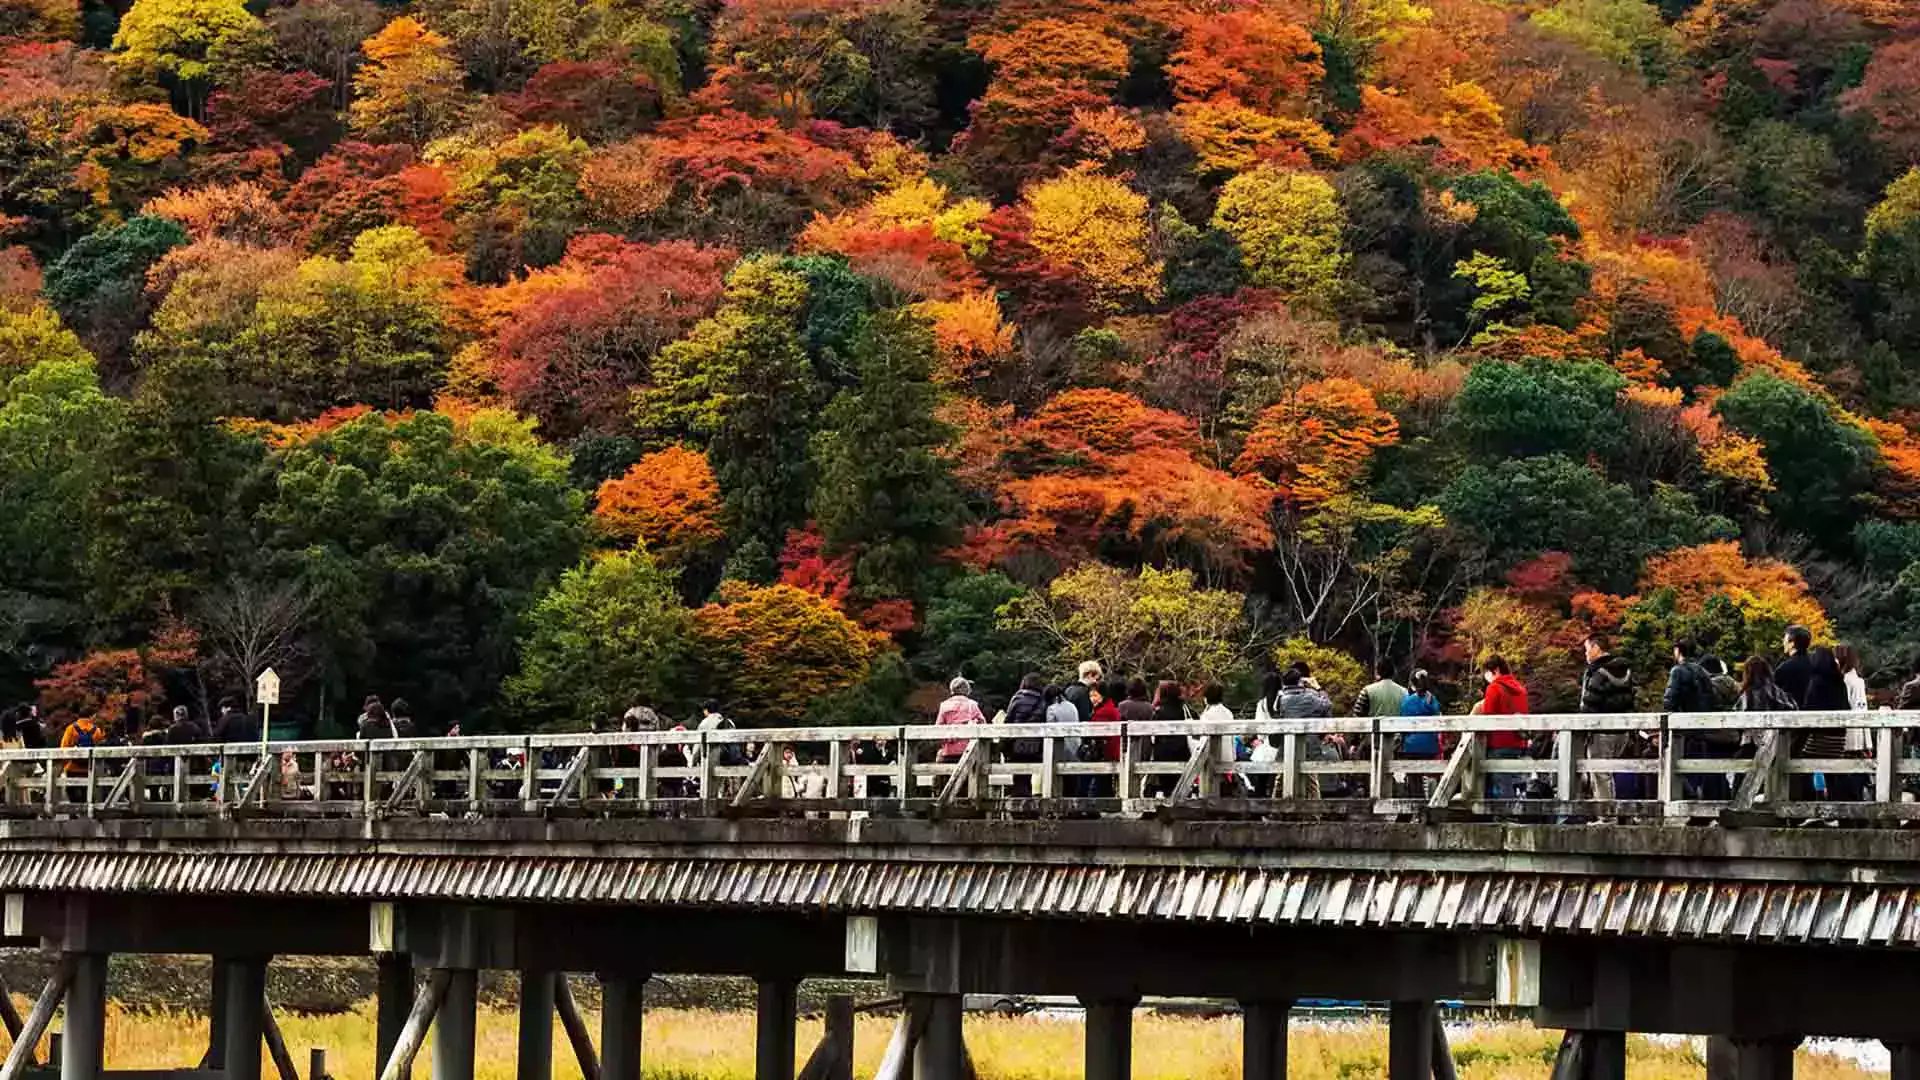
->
[2, 710, 1917, 822]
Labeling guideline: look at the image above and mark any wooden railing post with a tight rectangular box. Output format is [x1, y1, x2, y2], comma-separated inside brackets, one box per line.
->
[1657, 717, 1677, 808]
[1554, 730, 1576, 802]
[1877, 726, 1896, 803]
[1370, 718, 1390, 802]
[1280, 731, 1303, 801]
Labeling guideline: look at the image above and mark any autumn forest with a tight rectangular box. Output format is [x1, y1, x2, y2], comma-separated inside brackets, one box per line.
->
[3, 0, 1920, 729]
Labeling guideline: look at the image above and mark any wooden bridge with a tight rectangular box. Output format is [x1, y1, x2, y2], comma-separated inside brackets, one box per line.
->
[2, 711, 1920, 1080]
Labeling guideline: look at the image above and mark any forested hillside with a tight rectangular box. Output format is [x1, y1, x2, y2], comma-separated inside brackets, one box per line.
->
[4, 0, 1920, 728]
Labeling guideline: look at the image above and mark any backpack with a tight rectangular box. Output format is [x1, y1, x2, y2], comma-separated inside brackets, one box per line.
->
[1709, 673, 1740, 710]
[711, 717, 746, 767]
[69, 722, 96, 749]
[1673, 662, 1718, 713]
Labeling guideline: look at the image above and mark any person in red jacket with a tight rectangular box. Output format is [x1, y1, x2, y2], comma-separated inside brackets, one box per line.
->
[1478, 656, 1531, 798]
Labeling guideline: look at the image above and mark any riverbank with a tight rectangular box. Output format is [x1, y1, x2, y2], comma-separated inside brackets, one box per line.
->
[54, 1005, 1880, 1079]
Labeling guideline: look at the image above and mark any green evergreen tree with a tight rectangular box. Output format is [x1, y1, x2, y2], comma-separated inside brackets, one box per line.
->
[810, 311, 966, 601]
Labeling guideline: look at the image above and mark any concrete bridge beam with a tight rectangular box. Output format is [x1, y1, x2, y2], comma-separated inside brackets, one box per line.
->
[909, 993, 964, 1080]
[756, 977, 798, 1080]
[377, 954, 414, 1080]
[1705, 1035, 1798, 1080]
[1079, 996, 1137, 1080]
[600, 973, 646, 1080]
[1888, 1041, 1920, 1080]
[219, 957, 269, 1080]
[432, 969, 478, 1080]
[1239, 1001, 1289, 1080]
[1388, 1001, 1434, 1080]
[880, 917, 1499, 1003]
[59, 952, 106, 1080]
[517, 970, 555, 1080]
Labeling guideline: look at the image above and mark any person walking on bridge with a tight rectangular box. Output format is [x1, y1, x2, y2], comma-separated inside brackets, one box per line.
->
[936, 677, 985, 763]
[1665, 640, 1732, 799]
[1352, 661, 1407, 718]
[1801, 647, 1859, 801]
[1043, 685, 1081, 794]
[1003, 673, 1047, 796]
[1477, 656, 1530, 799]
[1776, 625, 1814, 706]
[59, 713, 101, 775]
[1064, 661, 1101, 723]
[1580, 635, 1636, 802]
[1276, 669, 1333, 796]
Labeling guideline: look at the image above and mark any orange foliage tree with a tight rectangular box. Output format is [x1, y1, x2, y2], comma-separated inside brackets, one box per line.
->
[688, 581, 885, 722]
[1233, 377, 1399, 507]
[593, 446, 727, 563]
[35, 624, 197, 726]
[957, 18, 1131, 190]
[959, 388, 1274, 576]
[1616, 542, 1832, 670]
[1167, 6, 1322, 115]
[480, 235, 736, 438]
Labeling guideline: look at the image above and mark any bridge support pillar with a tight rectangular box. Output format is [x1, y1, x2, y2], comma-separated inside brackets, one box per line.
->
[219, 957, 269, 1080]
[1887, 1041, 1920, 1080]
[910, 993, 964, 1080]
[1079, 996, 1136, 1080]
[431, 969, 477, 1080]
[1240, 1000, 1290, 1080]
[376, 953, 414, 1078]
[1388, 1001, 1435, 1080]
[756, 977, 798, 1080]
[1706, 1035, 1797, 1080]
[206, 957, 230, 1069]
[600, 973, 646, 1080]
[517, 971, 555, 1080]
[60, 952, 107, 1080]
[1585, 1032, 1624, 1080]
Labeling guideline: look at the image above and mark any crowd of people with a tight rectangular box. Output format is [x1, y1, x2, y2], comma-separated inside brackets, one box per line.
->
[918, 626, 1920, 806]
[9, 624, 1920, 810]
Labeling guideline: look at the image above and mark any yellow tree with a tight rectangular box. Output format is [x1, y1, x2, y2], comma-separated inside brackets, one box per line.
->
[1210, 166, 1349, 308]
[110, 0, 268, 118]
[350, 17, 465, 145]
[1021, 170, 1161, 309]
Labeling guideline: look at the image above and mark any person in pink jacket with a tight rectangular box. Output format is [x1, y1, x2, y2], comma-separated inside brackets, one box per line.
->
[936, 676, 986, 761]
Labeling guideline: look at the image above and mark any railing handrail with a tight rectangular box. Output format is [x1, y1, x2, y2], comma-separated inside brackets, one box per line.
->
[3, 708, 1917, 826]
[4, 708, 1918, 761]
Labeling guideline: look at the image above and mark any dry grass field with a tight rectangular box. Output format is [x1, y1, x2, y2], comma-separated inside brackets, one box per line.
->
[44, 1004, 1876, 1079]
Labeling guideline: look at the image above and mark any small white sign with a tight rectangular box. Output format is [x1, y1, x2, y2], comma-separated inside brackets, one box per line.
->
[255, 668, 281, 706]
[844, 915, 879, 973]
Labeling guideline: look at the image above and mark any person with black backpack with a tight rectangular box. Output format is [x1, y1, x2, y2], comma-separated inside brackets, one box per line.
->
[1665, 639, 1733, 799]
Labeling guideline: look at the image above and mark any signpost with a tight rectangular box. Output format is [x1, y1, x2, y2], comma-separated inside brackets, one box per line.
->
[256, 668, 280, 756]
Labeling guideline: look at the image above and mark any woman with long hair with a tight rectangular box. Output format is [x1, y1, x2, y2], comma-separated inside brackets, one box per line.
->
[1146, 681, 1185, 794]
[1835, 644, 1873, 760]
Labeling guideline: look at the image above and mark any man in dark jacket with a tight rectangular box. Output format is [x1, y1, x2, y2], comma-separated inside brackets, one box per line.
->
[212, 698, 258, 744]
[1062, 661, 1101, 723]
[1664, 639, 1731, 798]
[1775, 625, 1814, 707]
[1580, 635, 1636, 800]
[1662, 640, 1718, 713]
[1003, 673, 1048, 795]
